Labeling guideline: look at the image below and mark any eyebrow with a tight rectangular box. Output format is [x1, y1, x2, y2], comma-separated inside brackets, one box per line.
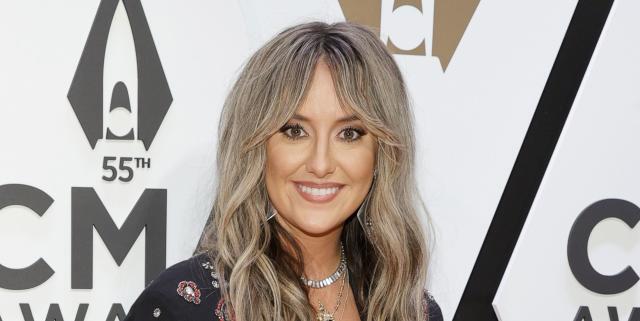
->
[291, 113, 359, 123]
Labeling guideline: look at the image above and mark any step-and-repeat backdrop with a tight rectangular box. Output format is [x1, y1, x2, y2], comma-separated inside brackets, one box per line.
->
[1, 0, 638, 320]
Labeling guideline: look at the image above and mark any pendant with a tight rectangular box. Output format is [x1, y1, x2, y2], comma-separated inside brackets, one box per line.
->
[316, 303, 335, 321]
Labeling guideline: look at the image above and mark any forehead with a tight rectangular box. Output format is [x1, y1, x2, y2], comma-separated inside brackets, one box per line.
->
[295, 60, 354, 121]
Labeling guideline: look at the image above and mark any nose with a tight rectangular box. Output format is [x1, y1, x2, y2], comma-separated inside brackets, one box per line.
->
[305, 133, 335, 178]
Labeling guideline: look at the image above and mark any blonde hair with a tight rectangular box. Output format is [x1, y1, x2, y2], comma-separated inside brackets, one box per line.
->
[196, 21, 432, 321]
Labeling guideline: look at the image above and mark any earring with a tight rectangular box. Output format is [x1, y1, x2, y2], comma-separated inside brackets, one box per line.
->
[357, 169, 377, 231]
[267, 202, 277, 221]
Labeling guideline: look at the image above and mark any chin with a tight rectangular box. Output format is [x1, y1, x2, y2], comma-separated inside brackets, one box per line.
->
[288, 216, 343, 237]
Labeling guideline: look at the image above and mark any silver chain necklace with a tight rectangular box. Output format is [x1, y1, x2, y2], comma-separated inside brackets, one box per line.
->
[301, 242, 347, 288]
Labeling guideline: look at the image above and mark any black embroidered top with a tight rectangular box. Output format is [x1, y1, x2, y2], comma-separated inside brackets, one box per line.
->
[123, 253, 443, 321]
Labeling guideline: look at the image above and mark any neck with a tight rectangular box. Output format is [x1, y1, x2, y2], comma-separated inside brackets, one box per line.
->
[276, 217, 343, 280]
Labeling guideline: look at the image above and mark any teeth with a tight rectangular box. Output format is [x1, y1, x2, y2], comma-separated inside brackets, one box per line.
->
[297, 184, 339, 196]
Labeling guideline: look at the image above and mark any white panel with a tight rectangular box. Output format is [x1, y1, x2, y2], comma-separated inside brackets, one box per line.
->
[394, 0, 578, 317]
[495, 0, 640, 320]
[0, 0, 250, 319]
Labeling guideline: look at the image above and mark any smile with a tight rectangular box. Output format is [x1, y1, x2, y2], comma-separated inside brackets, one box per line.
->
[294, 183, 343, 203]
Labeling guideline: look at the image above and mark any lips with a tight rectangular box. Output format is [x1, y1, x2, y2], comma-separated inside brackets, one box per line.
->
[293, 181, 344, 203]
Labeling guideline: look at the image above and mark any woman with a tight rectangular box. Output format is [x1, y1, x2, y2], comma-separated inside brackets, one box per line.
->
[124, 21, 442, 321]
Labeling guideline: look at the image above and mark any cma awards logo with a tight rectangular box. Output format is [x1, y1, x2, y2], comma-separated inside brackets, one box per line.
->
[568, 199, 640, 321]
[68, 0, 172, 151]
[339, 0, 479, 71]
[0, 1, 169, 320]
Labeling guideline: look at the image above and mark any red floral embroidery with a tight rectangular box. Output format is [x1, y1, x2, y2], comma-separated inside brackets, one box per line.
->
[176, 280, 201, 304]
[215, 297, 236, 321]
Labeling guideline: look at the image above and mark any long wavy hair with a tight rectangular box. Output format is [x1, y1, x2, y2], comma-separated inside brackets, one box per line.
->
[195, 21, 433, 321]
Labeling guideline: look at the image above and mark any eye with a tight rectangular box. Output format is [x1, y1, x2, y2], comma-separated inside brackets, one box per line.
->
[279, 123, 308, 140]
[339, 126, 366, 143]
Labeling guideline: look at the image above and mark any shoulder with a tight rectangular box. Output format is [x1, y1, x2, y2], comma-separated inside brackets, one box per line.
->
[124, 252, 232, 321]
[422, 290, 444, 321]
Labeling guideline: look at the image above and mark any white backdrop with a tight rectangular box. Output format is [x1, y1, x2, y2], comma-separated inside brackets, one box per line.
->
[0, 0, 637, 320]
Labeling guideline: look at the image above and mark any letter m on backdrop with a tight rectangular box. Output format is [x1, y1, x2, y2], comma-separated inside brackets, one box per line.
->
[71, 187, 166, 289]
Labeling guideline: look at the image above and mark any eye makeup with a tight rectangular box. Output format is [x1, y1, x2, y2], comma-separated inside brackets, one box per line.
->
[279, 122, 367, 143]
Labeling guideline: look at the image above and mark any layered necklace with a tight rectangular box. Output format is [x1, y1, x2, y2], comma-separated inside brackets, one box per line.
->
[315, 270, 348, 321]
[300, 242, 349, 321]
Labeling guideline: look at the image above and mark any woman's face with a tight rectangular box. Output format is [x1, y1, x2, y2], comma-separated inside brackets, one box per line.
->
[265, 60, 376, 238]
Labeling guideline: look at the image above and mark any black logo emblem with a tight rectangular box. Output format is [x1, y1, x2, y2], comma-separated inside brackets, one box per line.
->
[68, 0, 172, 150]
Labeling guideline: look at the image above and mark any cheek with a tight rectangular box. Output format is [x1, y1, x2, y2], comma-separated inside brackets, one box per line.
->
[266, 139, 304, 178]
[265, 138, 305, 203]
[337, 147, 376, 183]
